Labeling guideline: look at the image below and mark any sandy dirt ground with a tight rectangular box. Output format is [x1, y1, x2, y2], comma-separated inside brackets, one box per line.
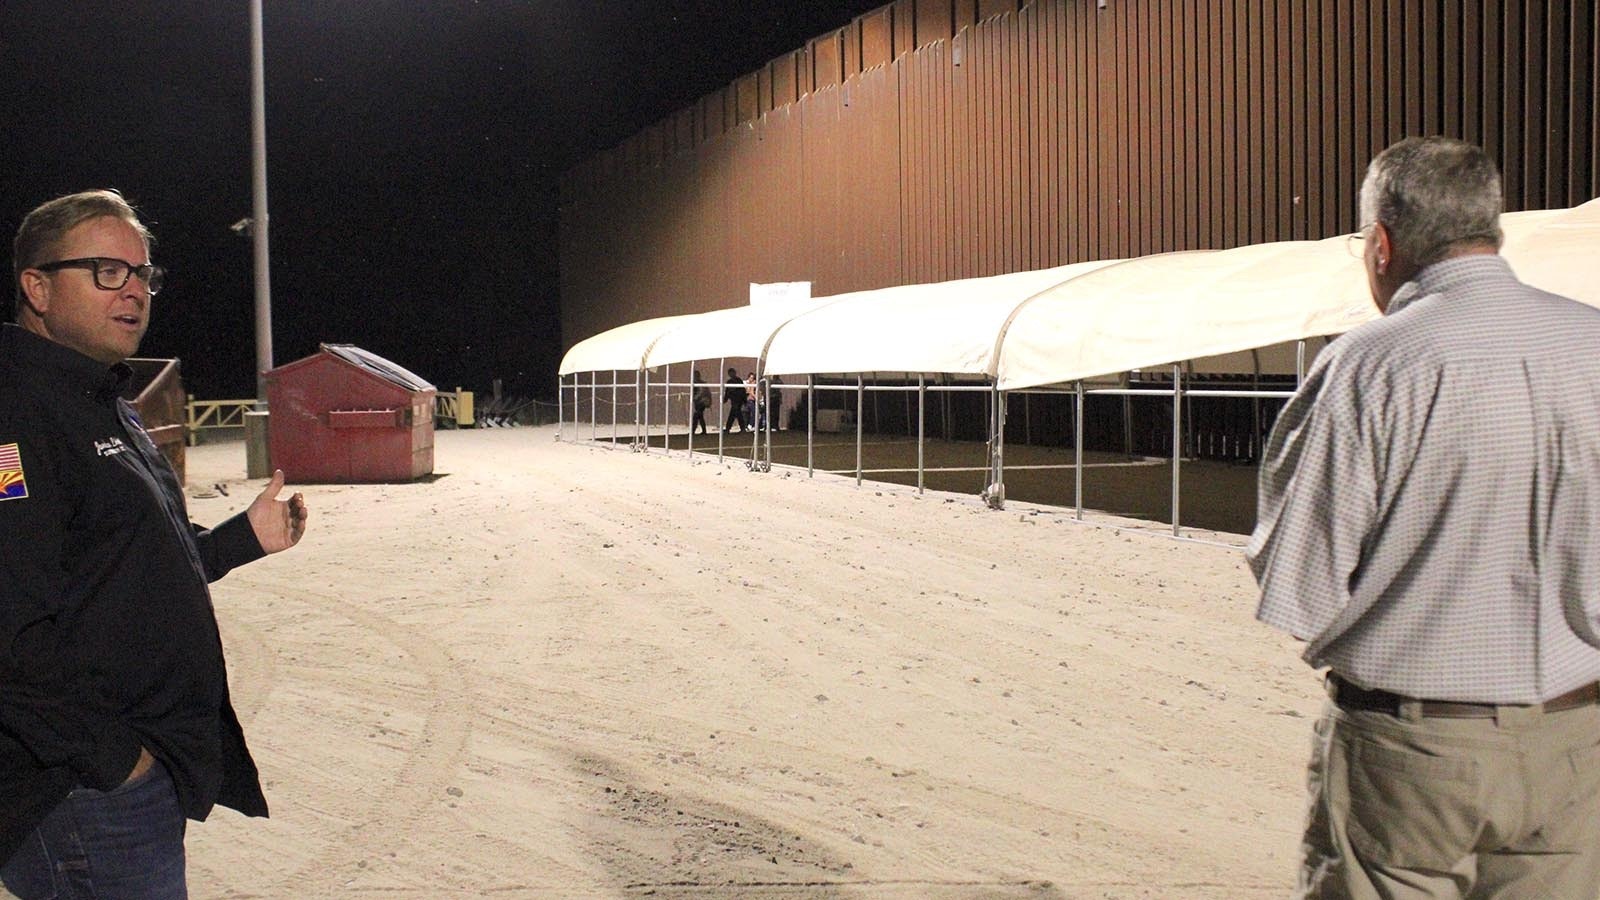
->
[622, 431, 1262, 537]
[160, 425, 1320, 898]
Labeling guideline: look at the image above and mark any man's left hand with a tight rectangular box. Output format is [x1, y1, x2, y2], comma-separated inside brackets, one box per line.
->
[247, 469, 308, 554]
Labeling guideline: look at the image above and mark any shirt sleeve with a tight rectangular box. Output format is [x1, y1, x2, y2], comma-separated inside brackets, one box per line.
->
[1246, 356, 1380, 650]
[191, 511, 266, 583]
[0, 425, 144, 790]
[1554, 445, 1600, 648]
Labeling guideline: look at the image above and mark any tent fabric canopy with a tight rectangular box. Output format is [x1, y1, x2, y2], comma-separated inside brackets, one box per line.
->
[559, 200, 1599, 385]
[993, 238, 1374, 391]
[642, 297, 840, 369]
[557, 313, 701, 376]
[760, 260, 1121, 378]
[993, 201, 1599, 390]
[1496, 202, 1598, 305]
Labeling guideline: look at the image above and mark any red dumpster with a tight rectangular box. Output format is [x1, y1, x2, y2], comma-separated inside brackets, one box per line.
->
[264, 344, 436, 482]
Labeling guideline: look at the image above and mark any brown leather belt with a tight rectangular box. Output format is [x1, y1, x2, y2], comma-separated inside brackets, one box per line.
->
[1329, 674, 1600, 719]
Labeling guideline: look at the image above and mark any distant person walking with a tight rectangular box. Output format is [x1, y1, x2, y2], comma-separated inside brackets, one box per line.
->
[723, 367, 747, 433]
[743, 373, 757, 432]
[1248, 136, 1600, 898]
[691, 370, 710, 436]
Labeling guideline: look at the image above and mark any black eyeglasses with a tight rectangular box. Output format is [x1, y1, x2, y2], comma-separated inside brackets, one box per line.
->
[34, 257, 165, 295]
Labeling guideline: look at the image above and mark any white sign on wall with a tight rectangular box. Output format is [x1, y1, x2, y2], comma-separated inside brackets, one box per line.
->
[749, 281, 812, 306]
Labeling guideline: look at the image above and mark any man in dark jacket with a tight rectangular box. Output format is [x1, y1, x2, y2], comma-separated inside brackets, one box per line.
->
[690, 369, 711, 436]
[723, 367, 748, 433]
[0, 190, 308, 898]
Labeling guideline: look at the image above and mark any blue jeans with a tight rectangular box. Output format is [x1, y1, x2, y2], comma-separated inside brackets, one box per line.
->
[1, 761, 187, 900]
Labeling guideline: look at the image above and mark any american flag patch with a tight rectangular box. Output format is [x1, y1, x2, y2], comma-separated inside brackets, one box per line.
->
[0, 443, 28, 501]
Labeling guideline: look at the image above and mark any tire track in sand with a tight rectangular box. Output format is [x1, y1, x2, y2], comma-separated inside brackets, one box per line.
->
[204, 576, 544, 894]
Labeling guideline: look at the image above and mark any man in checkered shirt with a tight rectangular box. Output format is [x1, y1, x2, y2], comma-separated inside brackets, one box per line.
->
[1249, 137, 1600, 898]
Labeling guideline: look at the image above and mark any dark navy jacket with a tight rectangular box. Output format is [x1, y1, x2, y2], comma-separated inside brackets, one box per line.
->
[0, 324, 267, 864]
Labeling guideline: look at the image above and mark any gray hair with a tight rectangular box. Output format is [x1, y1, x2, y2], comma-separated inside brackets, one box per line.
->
[1358, 137, 1503, 268]
[13, 189, 152, 317]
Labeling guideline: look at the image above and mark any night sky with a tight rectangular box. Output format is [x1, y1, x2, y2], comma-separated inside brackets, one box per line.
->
[0, 0, 888, 400]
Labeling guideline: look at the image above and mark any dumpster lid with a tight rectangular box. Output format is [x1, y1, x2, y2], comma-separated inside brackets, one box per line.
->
[321, 344, 435, 392]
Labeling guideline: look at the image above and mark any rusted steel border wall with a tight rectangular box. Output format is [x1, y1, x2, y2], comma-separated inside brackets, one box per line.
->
[560, 0, 1600, 354]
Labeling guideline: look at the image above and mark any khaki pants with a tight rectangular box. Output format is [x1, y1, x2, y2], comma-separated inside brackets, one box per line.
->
[1297, 696, 1600, 899]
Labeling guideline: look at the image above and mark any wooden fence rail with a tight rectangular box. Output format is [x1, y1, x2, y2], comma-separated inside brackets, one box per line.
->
[185, 391, 474, 444]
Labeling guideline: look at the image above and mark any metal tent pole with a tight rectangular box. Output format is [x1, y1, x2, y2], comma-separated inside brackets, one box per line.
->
[942, 374, 952, 442]
[871, 371, 881, 441]
[1075, 380, 1085, 520]
[983, 383, 991, 477]
[903, 377, 911, 441]
[557, 374, 564, 441]
[634, 370, 642, 451]
[717, 356, 725, 463]
[1171, 363, 1183, 537]
[687, 360, 695, 460]
[611, 369, 618, 444]
[855, 375, 864, 487]
[1183, 361, 1195, 460]
[589, 372, 596, 441]
[1122, 372, 1134, 459]
[917, 375, 926, 495]
[1251, 349, 1261, 459]
[807, 375, 815, 477]
[991, 382, 1006, 509]
[749, 362, 759, 470]
[641, 368, 649, 453]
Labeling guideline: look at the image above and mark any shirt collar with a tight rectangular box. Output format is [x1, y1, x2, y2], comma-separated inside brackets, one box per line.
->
[1387, 254, 1518, 315]
[0, 323, 133, 400]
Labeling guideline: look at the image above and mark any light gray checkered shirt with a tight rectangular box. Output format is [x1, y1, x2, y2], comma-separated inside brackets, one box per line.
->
[1248, 254, 1600, 703]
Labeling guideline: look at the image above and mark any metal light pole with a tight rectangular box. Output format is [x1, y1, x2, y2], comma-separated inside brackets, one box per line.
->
[250, 0, 274, 403]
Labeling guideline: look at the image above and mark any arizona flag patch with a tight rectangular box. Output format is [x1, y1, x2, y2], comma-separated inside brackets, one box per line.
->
[0, 443, 27, 501]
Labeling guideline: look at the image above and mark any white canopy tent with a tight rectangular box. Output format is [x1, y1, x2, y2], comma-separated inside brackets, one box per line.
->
[993, 240, 1371, 391]
[1496, 199, 1600, 305]
[643, 298, 840, 368]
[978, 201, 1600, 526]
[559, 200, 1599, 386]
[557, 198, 1600, 534]
[640, 298, 844, 464]
[561, 263, 1133, 468]
[994, 200, 1600, 392]
[758, 260, 1126, 479]
[761, 260, 1122, 378]
[557, 313, 701, 376]
[558, 313, 701, 443]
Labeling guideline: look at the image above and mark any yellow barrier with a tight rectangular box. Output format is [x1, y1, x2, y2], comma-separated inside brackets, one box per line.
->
[434, 389, 474, 427]
[185, 397, 257, 445]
